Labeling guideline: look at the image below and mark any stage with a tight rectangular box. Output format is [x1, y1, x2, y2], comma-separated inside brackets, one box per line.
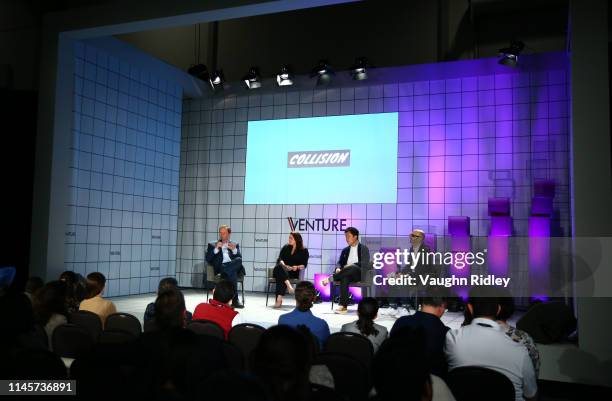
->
[110, 289, 521, 333]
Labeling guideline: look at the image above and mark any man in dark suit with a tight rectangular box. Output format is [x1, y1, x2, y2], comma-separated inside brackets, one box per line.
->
[322, 227, 370, 314]
[205, 224, 245, 308]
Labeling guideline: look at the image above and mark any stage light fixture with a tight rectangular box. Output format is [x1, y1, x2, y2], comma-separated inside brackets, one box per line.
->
[498, 40, 525, 68]
[187, 64, 209, 81]
[350, 57, 368, 80]
[243, 67, 262, 89]
[276, 65, 294, 86]
[209, 70, 225, 90]
[311, 60, 334, 85]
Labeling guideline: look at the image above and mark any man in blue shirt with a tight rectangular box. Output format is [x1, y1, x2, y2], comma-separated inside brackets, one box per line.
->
[278, 281, 330, 348]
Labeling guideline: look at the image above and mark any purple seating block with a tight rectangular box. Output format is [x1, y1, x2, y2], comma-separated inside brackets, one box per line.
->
[534, 179, 556, 199]
[490, 215, 513, 236]
[531, 196, 554, 216]
[488, 198, 510, 216]
[448, 216, 470, 237]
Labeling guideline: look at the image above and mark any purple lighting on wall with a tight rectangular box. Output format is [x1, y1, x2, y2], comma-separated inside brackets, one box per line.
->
[528, 180, 555, 300]
[448, 216, 470, 299]
[488, 198, 511, 277]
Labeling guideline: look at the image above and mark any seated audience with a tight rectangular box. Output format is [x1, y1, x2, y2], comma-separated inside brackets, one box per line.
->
[144, 277, 192, 323]
[391, 288, 450, 378]
[24, 276, 44, 303]
[154, 287, 188, 331]
[373, 329, 455, 401]
[59, 270, 86, 314]
[278, 281, 330, 348]
[497, 291, 540, 377]
[192, 280, 245, 338]
[341, 297, 388, 352]
[273, 232, 309, 308]
[78, 272, 117, 327]
[32, 281, 68, 350]
[445, 289, 537, 401]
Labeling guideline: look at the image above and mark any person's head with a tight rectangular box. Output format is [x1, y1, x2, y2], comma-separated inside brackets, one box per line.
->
[85, 272, 106, 299]
[25, 276, 44, 295]
[420, 287, 449, 318]
[33, 281, 67, 325]
[344, 227, 359, 246]
[496, 288, 515, 322]
[219, 224, 231, 241]
[294, 281, 316, 311]
[410, 229, 425, 247]
[59, 271, 86, 303]
[154, 287, 186, 330]
[212, 280, 235, 304]
[157, 277, 179, 295]
[251, 325, 312, 401]
[373, 331, 432, 401]
[357, 297, 380, 337]
[59, 271, 77, 285]
[288, 232, 304, 250]
[467, 287, 500, 320]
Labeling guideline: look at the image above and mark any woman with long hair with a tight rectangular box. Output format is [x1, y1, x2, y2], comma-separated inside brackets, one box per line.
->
[341, 297, 388, 352]
[272, 232, 309, 308]
[32, 281, 68, 350]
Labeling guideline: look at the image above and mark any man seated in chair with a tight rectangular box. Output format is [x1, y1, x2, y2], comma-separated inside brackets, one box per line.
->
[321, 227, 370, 314]
[205, 224, 245, 308]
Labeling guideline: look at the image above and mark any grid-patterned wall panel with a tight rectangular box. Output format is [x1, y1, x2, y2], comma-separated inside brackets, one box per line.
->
[177, 69, 570, 292]
[63, 41, 182, 296]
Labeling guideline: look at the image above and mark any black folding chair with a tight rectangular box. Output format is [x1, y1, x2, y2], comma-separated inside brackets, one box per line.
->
[98, 329, 137, 344]
[187, 319, 226, 340]
[105, 312, 142, 337]
[70, 310, 102, 342]
[447, 366, 516, 401]
[52, 323, 94, 359]
[315, 352, 370, 401]
[228, 323, 266, 370]
[324, 331, 374, 369]
[222, 341, 245, 371]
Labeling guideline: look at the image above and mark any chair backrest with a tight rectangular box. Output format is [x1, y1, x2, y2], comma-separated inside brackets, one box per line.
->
[324, 331, 374, 368]
[228, 323, 266, 369]
[105, 312, 142, 337]
[143, 318, 160, 333]
[206, 264, 216, 281]
[52, 323, 94, 359]
[314, 352, 370, 401]
[447, 366, 515, 401]
[187, 319, 226, 340]
[70, 310, 102, 342]
[222, 341, 245, 371]
[98, 329, 137, 345]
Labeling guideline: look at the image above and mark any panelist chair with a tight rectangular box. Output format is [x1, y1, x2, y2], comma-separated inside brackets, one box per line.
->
[205, 263, 245, 305]
[265, 265, 306, 306]
[330, 269, 374, 310]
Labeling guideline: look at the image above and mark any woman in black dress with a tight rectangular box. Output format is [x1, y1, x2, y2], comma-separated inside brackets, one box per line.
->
[273, 232, 309, 308]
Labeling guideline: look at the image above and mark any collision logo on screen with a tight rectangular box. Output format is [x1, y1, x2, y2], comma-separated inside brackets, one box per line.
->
[287, 150, 350, 168]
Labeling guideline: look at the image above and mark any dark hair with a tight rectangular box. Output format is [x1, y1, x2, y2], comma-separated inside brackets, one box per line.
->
[59, 271, 86, 312]
[158, 277, 178, 294]
[344, 227, 359, 238]
[356, 297, 379, 337]
[251, 325, 311, 401]
[85, 272, 106, 299]
[25, 276, 44, 294]
[290, 232, 304, 252]
[294, 281, 315, 311]
[33, 281, 67, 326]
[496, 288, 515, 321]
[373, 330, 431, 401]
[59, 271, 77, 284]
[212, 280, 235, 304]
[467, 287, 500, 319]
[154, 288, 186, 330]
[420, 287, 449, 308]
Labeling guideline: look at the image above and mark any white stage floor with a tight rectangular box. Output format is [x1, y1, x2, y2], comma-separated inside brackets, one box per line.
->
[108, 289, 520, 333]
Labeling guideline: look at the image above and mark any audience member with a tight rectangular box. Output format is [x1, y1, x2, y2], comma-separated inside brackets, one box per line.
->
[144, 277, 192, 323]
[154, 287, 187, 331]
[497, 291, 540, 377]
[445, 288, 537, 401]
[79, 272, 117, 327]
[341, 297, 388, 352]
[391, 288, 450, 378]
[59, 270, 86, 314]
[193, 279, 245, 338]
[32, 281, 68, 350]
[279, 281, 330, 348]
[24, 276, 44, 302]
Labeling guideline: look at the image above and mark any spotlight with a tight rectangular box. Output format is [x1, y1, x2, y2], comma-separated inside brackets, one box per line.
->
[276, 65, 294, 86]
[187, 64, 209, 81]
[243, 67, 261, 89]
[350, 57, 368, 80]
[209, 69, 225, 90]
[311, 59, 334, 85]
[498, 40, 525, 68]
